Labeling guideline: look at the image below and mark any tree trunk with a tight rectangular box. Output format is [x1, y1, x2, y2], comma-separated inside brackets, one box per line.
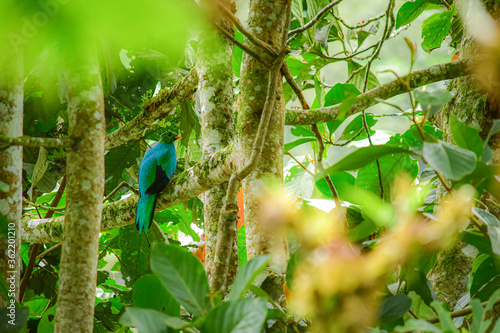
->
[54, 47, 106, 332]
[429, 0, 500, 309]
[197, 7, 238, 290]
[235, 0, 290, 300]
[0, 50, 23, 306]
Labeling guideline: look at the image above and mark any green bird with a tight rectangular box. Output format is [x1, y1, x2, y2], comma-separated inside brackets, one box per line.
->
[136, 131, 181, 233]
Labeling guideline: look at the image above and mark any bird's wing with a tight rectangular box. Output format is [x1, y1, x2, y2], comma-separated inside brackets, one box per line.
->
[145, 144, 177, 195]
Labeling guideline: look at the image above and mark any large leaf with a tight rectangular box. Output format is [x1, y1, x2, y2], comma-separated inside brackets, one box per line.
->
[285, 157, 316, 199]
[318, 146, 409, 179]
[396, 0, 431, 29]
[422, 141, 476, 181]
[324, 83, 361, 107]
[449, 114, 484, 157]
[120, 307, 189, 332]
[284, 137, 316, 152]
[378, 294, 412, 323]
[105, 140, 141, 200]
[470, 256, 500, 300]
[232, 30, 244, 77]
[227, 255, 270, 301]
[421, 8, 454, 53]
[431, 301, 460, 333]
[133, 274, 180, 317]
[473, 208, 500, 256]
[150, 244, 209, 317]
[315, 171, 356, 200]
[347, 60, 380, 91]
[202, 298, 268, 333]
[415, 89, 454, 118]
[118, 225, 150, 287]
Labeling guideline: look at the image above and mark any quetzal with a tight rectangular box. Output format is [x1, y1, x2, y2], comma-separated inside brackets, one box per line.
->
[136, 131, 181, 233]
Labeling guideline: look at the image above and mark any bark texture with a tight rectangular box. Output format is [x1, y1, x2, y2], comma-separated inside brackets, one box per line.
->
[54, 48, 106, 332]
[0, 52, 23, 306]
[196, 10, 237, 289]
[235, 0, 290, 299]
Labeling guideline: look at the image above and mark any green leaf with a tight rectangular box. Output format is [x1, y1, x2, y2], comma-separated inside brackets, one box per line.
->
[473, 208, 500, 256]
[431, 301, 460, 333]
[324, 83, 361, 107]
[38, 305, 56, 333]
[470, 256, 500, 300]
[286, 250, 304, 292]
[202, 298, 268, 333]
[227, 255, 270, 301]
[118, 224, 150, 288]
[421, 8, 454, 53]
[318, 145, 409, 179]
[396, 0, 430, 29]
[120, 307, 189, 332]
[422, 141, 476, 181]
[284, 137, 316, 152]
[105, 140, 140, 200]
[461, 230, 493, 255]
[449, 114, 484, 157]
[378, 294, 412, 323]
[315, 171, 356, 200]
[238, 225, 247, 266]
[150, 244, 209, 317]
[285, 158, 315, 199]
[484, 119, 500, 147]
[133, 274, 180, 317]
[232, 30, 244, 77]
[347, 60, 380, 91]
[415, 89, 454, 118]
[394, 319, 441, 333]
[406, 268, 436, 306]
[338, 113, 376, 141]
[290, 125, 315, 137]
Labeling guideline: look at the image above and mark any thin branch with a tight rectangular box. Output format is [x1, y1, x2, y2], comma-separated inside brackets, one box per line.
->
[214, 1, 278, 57]
[36, 242, 62, 261]
[285, 58, 473, 125]
[103, 181, 138, 203]
[211, 21, 272, 68]
[331, 11, 385, 30]
[440, 0, 451, 10]
[427, 298, 500, 324]
[19, 175, 66, 301]
[286, 151, 314, 176]
[0, 135, 73, 150]
[282, 62, 345, 221]
[23, 197, 66, 211]
[287, 0, 344, 43]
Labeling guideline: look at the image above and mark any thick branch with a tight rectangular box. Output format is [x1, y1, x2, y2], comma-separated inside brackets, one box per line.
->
[0, 135, 73, 149]
[105, 68, 198, 150]
[21, 145, 235, 243]
[285, 58, 473, 125]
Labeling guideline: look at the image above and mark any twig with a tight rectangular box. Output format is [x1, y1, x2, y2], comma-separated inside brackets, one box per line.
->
[214, 1, 278, 57]
[326, 127, 365, 146]
[19, 175, 67, 301]
[440, 0, 451, 10]
[103, 181, 138, 203]
[0, 135, 73, 150]
[287, 0, 344, 43]
[281, 62, 345, 220]
[427, 298, 500, 324]
[331, 11, 385, 30]
[23, 197, 66, 211]
[211, 21, 271, 68]
[36, 242, 62, 260]
[286, 151, 314, 176]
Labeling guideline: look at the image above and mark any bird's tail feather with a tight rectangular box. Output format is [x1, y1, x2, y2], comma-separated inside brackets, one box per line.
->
[136, 193, 158, 234]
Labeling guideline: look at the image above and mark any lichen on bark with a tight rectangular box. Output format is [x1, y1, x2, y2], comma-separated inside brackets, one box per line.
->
[0, 50, 23, 306]
[234, 0, 291, 300]
[196, 2, 237, 291]
[54, 46, 106, 333]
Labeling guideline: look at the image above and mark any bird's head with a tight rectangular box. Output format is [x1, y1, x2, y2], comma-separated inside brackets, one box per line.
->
[159, 131, 181, 144]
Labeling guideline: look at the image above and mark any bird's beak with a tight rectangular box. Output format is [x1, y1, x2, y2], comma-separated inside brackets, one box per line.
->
[174, 135, 182, 139]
